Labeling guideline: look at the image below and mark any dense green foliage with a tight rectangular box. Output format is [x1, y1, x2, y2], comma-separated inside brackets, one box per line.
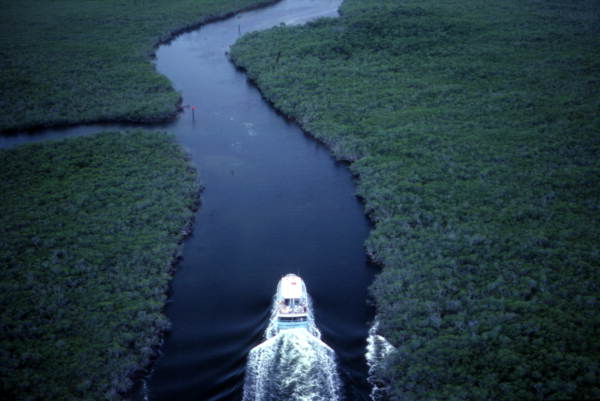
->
[0, 131, 199, 400]
[0, 0, 273, 132]
[231, 0, 600, 399]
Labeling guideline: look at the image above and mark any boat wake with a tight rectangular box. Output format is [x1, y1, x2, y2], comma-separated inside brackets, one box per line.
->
[243, 274, 342, 401]
[366, 320, 396, 401]
[243, 329, 341, 401]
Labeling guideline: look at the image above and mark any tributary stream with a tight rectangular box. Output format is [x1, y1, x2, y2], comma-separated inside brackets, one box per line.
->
[1, 0, 378, 399]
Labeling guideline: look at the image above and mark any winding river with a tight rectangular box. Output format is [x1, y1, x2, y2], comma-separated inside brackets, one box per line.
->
[1, 0, 377, 399]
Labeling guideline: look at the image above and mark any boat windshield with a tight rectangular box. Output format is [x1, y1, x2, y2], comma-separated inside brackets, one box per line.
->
[279, 316, 307, 322]
[279, 298, 307, 315]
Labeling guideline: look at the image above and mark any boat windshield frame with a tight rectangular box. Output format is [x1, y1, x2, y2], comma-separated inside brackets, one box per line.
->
[279, 297, 307, 316]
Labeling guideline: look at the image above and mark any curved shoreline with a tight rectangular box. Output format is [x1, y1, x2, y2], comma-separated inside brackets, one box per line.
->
[230, 58, 380, 248]
[151, 0, 280, 53]
[0, 131, 203, 400]
[124, 151, 203, 399]
[3, 1, 377, 399]
[228, 0, 600, 398]
[1, 0, 281, 136]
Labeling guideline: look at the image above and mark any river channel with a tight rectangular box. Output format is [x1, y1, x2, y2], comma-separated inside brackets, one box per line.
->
[1, 0, 378, 399]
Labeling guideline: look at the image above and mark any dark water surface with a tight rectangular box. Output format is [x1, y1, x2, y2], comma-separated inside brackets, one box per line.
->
[1, 1, 377, 399]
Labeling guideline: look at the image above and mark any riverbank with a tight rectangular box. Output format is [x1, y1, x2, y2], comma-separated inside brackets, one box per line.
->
[0, 0, 277, 133]
[0, 131, 200, 400]
[230, 0, 600, 399]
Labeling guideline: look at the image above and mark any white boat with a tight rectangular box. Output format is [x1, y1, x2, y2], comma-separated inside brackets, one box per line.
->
[276, 274, 310, 331]
[245, 273, 340, 400]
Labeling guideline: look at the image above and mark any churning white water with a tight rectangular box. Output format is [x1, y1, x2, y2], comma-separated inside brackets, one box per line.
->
[243, 278, 342, 401]
[243, 329, 341, 401]
[365, 320, 396, 401]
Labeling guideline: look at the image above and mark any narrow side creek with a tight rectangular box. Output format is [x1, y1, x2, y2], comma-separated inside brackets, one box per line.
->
[1, 1, 378, 399]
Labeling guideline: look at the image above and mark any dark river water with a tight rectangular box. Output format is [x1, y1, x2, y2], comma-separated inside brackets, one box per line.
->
[1, 1, 378, 399]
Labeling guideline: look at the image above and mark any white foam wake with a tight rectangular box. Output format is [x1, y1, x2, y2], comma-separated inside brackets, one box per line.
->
[243, 276, 341, 401]
[366, 320, 396, 401]
[243, 329, 341, 401]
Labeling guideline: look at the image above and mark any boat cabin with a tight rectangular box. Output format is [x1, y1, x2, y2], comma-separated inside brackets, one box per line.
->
[277, 274, 309, 329]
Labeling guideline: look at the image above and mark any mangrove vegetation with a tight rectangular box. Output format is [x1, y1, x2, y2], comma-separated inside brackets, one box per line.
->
[0, 0, 273, 132]
[230, 0, 600, 399]
[0, 131, 200, 400]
